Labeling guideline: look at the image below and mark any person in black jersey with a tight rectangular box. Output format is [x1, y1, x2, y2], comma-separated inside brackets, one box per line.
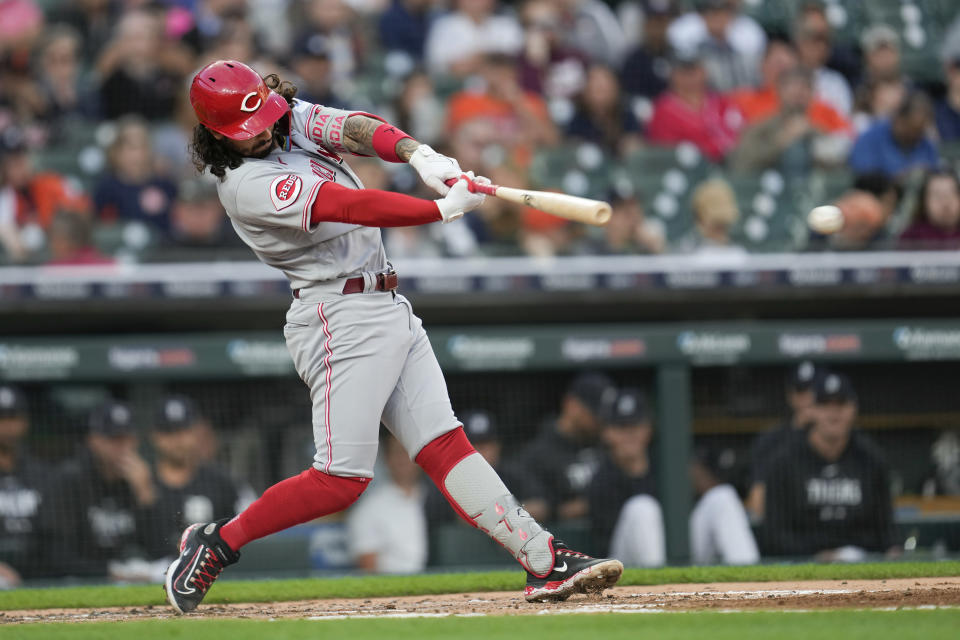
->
[0, 385, 49, 586]
[518, 372, 618, 522]
[587, 388, 664, 566]
[746, 361, 823, 517]
[762, 373, 900, 561]
[37, 400, 162, 579]
[426, 409, 548, 526]
[148, 396, 254, 559]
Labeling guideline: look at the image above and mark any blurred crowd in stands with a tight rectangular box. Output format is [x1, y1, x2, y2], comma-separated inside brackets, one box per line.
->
[3, 0, 960, 264]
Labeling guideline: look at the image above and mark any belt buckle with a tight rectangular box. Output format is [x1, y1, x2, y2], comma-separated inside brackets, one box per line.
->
[378, 270, 399, 291]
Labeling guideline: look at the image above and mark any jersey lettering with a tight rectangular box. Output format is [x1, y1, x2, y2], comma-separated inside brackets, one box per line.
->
[270, 174, 303, 211]
[805, 477, 862, 506]
[88, 504, 136, 546]
[0, 488, 40, 519]
[310, 117, 328, 140]
[310, 159, 336, 181]
[326, 115, 347, 152]
[307, 109, 345, 161]
[309, 108, 330, 142]
[315, 146, 343, 164]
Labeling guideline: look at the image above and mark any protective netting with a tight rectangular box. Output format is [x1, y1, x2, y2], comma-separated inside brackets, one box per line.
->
[2, 360, 957, 585]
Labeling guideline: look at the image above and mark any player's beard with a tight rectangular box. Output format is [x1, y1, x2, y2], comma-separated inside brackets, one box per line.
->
[250, 135, 278, 159]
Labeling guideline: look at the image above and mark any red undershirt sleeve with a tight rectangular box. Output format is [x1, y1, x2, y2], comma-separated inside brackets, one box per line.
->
[310, 181, 441, 228]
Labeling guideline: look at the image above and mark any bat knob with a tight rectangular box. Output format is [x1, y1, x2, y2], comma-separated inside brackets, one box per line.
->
[595, 203, 613, 225]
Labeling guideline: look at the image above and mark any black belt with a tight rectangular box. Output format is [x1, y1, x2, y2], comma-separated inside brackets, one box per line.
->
[293, 271, 399, 298]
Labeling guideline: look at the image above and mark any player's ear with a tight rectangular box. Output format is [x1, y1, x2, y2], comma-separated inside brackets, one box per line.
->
[210, 130, 225, 141]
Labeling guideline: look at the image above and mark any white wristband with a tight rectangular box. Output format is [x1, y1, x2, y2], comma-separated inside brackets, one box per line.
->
[435, 199, 464, 223]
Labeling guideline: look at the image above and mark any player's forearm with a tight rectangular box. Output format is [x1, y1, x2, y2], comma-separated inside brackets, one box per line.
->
[311, 182, 440, 227]
[342, 115, 420, 161]
[342, 115, 386, 156]
[342, 112, 463, 197]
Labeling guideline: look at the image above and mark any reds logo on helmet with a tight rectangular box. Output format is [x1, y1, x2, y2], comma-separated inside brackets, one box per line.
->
[240, 92, 263, 113]
[270, 174, 302, 211]
[189, 60, 290, 141]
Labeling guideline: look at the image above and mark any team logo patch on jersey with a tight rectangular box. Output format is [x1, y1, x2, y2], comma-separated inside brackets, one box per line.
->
[270, 174, 302, 211]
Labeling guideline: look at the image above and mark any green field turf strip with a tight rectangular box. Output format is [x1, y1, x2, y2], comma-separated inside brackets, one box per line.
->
[2, 561, 957, 611]
[3, 610, 959, 640]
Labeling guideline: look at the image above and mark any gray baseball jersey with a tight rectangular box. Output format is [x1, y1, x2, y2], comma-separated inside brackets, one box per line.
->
[216, 99, 387, 289]
[216, 98, 459, 477]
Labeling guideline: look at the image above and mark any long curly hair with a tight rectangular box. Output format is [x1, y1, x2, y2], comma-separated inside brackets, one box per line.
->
[190, 74, 299, 179]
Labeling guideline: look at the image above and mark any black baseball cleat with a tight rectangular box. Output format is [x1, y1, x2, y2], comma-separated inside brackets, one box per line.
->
[164, 519, 240, 614]
[524, 540, 623, 602]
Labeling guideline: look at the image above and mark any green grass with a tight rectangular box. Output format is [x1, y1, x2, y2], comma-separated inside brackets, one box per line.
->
[3, 610, 959, 640]
[2, 561, 957, 612]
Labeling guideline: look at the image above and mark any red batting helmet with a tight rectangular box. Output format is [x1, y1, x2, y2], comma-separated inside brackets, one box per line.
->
[189, 60, 289, 141]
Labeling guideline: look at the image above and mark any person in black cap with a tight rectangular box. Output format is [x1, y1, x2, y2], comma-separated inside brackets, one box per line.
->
[762, 372, 900, 561]
[289, 34, 345, 108]
[149, 395, 254, 558]
[689, 444, 758, 565]
[0, 385, 50, 586]
[620, 0, 677, 99]
[586, 388, 664, 566]
[518, 372, 617, 521]
[746, 360, 822, 517]
[36, 400, 162, 579]
[426, 409, 548, 526]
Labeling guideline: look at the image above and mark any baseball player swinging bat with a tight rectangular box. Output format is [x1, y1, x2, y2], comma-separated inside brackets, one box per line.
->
[444, 177, 612, 226]
[162, 60, 623, 615]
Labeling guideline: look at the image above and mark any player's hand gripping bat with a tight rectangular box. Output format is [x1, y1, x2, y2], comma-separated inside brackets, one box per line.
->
[444, 176, 612, 226]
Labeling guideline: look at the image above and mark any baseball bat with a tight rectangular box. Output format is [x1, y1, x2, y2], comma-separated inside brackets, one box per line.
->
[444, 177, 612, 226]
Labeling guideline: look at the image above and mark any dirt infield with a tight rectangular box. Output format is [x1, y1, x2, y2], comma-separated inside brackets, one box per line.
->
[3, 577, 958, 624]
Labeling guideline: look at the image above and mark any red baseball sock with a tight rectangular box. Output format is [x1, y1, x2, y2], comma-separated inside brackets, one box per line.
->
[416, 426, 555, 577]
[415, 427, 479, 525]
[219, 467, 369, 551]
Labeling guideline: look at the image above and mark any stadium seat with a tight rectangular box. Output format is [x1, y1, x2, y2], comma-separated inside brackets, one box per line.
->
[805, 169, 855, 206]
[91, 224, 126, 256]
[32, 118, 105, 193]
[916, 0, 960, 28]
[727, 172, 804, 252]
[622, 144, 713, 180]
[31, 149, 83, 182]
[940, 141, 960, 173]
[528, 146, 615, 200]
[631, 176, 694, 243]
[92, 221, 157, 258]
[619, 145, 718, 244]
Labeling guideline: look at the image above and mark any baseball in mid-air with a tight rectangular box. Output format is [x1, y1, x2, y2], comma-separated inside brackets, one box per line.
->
[807, 205, 844, 234]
